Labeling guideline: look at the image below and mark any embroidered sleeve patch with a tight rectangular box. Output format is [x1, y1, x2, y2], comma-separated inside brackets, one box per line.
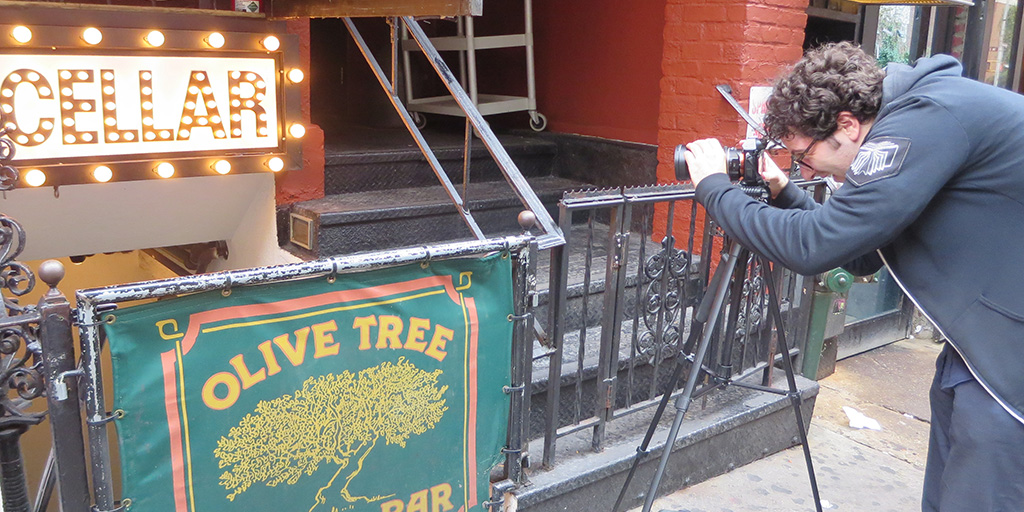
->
[845, 137, 911, 187]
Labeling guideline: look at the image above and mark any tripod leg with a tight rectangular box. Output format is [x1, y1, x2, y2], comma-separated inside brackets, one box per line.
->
[759, 256, 823, 512]
[638, 241, 745, 512]
[612, 242, 740, 512]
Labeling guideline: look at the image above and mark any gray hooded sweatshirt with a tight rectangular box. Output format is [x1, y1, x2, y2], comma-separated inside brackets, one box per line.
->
[695, 55, 1024, 423]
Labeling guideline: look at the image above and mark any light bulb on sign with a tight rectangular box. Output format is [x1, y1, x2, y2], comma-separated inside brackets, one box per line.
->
[287, 69, 305, 83]
[206, 32, 225, 49]
[155, 162, 175, 179]
[24, 169, 46, 187]
[93, 166, 113, 183]
[214, 160, 231, 175]
[289, 124, 306, 138]
[267, 157, 285, 172]
[82, 28, 103, 45]
[145, 30, 165, 47]
[11, 26, 32, 44]
[261, 36, 280, 52]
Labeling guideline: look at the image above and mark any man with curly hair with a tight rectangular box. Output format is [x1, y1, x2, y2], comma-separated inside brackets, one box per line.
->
[683, 42, 1024, 511]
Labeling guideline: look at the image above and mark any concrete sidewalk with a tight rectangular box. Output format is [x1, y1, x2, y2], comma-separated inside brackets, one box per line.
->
[631, 335, 942, 512]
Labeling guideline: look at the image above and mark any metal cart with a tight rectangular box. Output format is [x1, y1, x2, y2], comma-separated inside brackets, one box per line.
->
[401, 0, 547, 131]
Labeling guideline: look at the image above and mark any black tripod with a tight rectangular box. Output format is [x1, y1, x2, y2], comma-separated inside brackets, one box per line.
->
[612, 238, 822, 512]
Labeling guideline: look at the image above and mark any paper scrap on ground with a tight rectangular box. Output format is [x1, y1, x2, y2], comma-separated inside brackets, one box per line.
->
[843, 406, 882, 430]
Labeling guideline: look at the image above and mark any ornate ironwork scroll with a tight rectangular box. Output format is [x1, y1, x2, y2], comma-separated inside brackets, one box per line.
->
[634, 236, 691, 363]
[0, 215, 44, 430]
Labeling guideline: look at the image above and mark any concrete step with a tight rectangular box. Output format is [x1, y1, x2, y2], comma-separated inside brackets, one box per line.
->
[322, 128, 557, 195]
[287, 176, 587, 258]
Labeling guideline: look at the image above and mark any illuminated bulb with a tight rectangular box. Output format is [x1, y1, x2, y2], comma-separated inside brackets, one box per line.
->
[15, 135, 27, 144]
[38, 87, 50, 96]
[186, 101, 196, 109]
[64, 134, 76, 143]
[195, 72, 206, 81]
[244, 100, 254, 108]
[231, 114, 241, 121]
[202, 86, 212, 95]
[289, 123, 306, 138]
[182, 116, 193, 125]
[256, 81, 265, 89]
[258, 127, 267, 136]
[141, 71, 152, 80]
[80, 103, 91, 111]
[4, 122, 15, 131]
[155, 162, 175, 178]
[232, 128, 242, 136]
[63, 118, 75, 127]
[103, 72, 114, 81]
[206, 100, 216, 108]
[27, 72, 38, 82]
[32, 133, 43, 143]
[142, 86, 152, 95]
[287, 69, 304, 83]
[179, 129, 189, 138]
[159, 130, 170, 138]
[258, 113, 267, 121]
[215, 130, 225, 137]
[82, 27, 103, 45]
[81, 133, 93, 142]
[267, 157, 284, 172]
[145, 30, 165, 47]
[103, 86, 114, 95]
[143, 117, 153, 126]
[9, 73, 20, 83]
[1, 89, 12, 98]
[93, 165, 112, 182]
[255, 93, 265, 101]
[206, 32, 225, 49]
[105, 102, 116, 110]
[77, 71, 89, 80]
[24, 169, 45, 187]
[214, 160, 231, 175]
[230, 86, 240, 95]
[105, 117, 116, 126]
[145, 132, 155, 140]
[60, 71, 72, 80]
[189, 86, 199, 94]
[124, 132, 134, 141]
[246, 73, 256, 81]
[61, 89, 72, 97]
[231, 71, 241, 79]
[142, 101, 153, 110]
[1, 105, 10, 113]
[231, 100, 240, 107]
[261, 36, 280, 51]
[108, 132, 119, 141]
[198, 118, 208, 126]
[211, 115, 221, 123]
[11, 26, 32, 44]
[41, 120, 53, 130]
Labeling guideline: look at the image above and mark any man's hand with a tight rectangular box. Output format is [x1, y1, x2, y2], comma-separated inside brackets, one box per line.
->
[683, 138, 727, 187]
[759, 154, 790, 198]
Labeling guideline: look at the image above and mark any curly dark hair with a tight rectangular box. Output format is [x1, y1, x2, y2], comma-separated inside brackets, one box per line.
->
[764, 42, 885, 141]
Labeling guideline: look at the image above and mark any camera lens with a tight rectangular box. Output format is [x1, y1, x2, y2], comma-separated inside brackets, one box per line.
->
[674, 144, 689, 181]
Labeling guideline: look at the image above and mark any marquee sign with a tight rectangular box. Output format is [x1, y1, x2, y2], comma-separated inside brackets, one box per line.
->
[0, 6, 303, 188]
[104, 254, 513, 512]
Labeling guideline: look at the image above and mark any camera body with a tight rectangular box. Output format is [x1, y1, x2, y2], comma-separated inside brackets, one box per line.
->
[674, 138, 768, 188]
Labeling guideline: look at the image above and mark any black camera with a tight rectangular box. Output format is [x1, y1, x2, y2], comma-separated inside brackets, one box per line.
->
[674, 138, 768, 187]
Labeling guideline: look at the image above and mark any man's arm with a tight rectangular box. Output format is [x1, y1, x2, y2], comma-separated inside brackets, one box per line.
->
[694, 99, 969, 275]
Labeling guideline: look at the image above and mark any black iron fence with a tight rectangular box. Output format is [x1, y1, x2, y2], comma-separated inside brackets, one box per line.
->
[534, 182, 823, 469]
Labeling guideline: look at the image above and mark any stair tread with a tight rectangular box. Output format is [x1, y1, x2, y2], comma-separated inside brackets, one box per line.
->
[324, 127, 557, 164]
[296, 176, 588, 217]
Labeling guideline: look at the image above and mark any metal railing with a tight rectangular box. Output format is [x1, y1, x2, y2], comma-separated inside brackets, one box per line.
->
[536, 182, 823, 468]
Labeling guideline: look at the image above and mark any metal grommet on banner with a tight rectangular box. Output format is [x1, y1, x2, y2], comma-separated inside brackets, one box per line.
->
[420, 246, 432, 269]
[501, 239, 511, 259]
[327, 260, 338, 284]
[104, 314, 116, 325]
[88, 409, 125, 426]
[222, 275, 232, 297]
[508, 313, 530, 322]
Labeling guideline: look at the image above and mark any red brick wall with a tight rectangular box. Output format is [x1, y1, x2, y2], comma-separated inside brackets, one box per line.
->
[654, 0, 807, 250]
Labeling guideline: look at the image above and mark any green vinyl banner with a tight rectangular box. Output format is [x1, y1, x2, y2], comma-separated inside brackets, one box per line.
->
[105, 254, 513, 512]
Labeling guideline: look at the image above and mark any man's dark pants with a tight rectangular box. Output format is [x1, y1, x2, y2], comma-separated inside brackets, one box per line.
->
[922, 344, 1024, 511]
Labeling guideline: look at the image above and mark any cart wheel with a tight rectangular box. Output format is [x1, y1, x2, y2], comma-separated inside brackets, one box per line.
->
[529, 112, 548, 132]
[411, 112, 427, 130]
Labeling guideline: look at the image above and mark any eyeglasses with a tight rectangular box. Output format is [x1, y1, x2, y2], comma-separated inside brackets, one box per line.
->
[790, 138, 822, 168]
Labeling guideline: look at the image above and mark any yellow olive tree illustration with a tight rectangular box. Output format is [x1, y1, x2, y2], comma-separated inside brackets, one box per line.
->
[214, 357, 448, 509]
